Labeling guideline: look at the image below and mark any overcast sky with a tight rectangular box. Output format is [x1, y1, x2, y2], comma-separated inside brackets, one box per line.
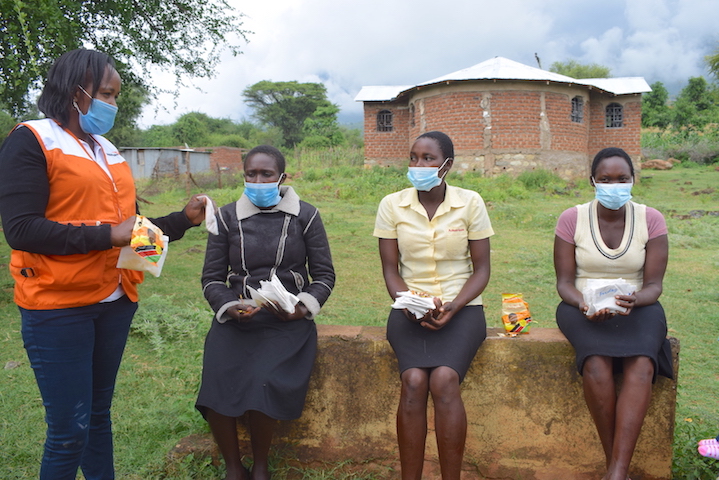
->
[138, 0, 719, 128]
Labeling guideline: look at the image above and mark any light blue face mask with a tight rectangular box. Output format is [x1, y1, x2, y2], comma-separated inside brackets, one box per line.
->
[593, 180, 633, 210]
[407, 158, 450, 191]
[74, 85, 118, 135]
[244, 177, 283, 208]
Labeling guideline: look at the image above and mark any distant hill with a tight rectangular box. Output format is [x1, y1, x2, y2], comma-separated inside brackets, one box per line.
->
[338, 111, 363, 130]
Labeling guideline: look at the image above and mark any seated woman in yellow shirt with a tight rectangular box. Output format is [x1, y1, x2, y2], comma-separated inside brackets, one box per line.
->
[374, 131, 493, 480]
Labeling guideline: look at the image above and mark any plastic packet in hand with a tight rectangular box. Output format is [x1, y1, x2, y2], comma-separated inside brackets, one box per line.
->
[583, 278, 636, 316]
[392, 290, 436, 319]
[116, 216, 168, 277]
[198, 195, 218, 235]
[248, 274, 300, 313]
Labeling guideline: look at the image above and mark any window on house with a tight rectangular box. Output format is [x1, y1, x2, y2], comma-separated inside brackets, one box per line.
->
[377, 110, 393, 132]
[409, 104, 415, 127]
[605, 103, 623, 128]
[571, 96, 584, 123]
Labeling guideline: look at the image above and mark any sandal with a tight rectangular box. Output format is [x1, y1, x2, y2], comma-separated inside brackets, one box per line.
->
[698, 444, 719, 459]
[698, 438, 719, 447]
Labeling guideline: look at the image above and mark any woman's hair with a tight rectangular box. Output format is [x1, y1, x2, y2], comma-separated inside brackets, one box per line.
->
[37, 49, 116, 126]
[245, 145, 286, 173]
[590, 147, 634, 178]
[417, 131, 454, 160]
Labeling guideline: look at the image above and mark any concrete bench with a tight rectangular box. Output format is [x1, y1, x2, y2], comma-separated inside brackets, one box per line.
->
[171, 325, 679, 480]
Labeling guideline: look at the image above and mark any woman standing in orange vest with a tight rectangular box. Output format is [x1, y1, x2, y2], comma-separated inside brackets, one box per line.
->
[0, 49, 205, 480]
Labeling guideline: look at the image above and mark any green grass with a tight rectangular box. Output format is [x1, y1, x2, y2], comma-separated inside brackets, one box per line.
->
[1, 165, 718, 478]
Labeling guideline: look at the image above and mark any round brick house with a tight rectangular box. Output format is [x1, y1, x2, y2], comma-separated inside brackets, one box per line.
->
[355, 57, 649, 179]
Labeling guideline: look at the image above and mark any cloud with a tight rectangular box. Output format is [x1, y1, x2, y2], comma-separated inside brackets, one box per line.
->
[138, 0, 719, 127]
[571, 0, 719, 90]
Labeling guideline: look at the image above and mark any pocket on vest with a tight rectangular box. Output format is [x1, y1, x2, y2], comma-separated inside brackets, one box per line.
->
[12, 251, 107, 291]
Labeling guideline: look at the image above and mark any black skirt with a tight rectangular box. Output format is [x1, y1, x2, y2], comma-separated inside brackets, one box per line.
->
[196, 309, 317, 421]
[386, 305, 487, 383]
[556, 301, 673, 381]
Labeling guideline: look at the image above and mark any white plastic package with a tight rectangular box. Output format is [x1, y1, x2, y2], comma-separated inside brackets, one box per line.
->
[392, 290, 437, 319]
[247, 274, 300, 313]
[582, 278, 636, 316]
[198, 195, 218, 235]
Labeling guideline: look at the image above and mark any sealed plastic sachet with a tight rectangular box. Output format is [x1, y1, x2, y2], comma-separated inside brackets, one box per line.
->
[116, 216, 169, 277]
[501, 293, 532, 334]
[392, 290, 436, 319]
[582, 278, 635, 316]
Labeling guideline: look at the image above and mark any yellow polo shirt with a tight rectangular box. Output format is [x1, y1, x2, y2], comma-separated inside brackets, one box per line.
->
[373, 185, 494, 305]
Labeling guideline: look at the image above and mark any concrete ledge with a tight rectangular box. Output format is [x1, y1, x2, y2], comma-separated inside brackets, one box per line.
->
[171, 325, 679, 479]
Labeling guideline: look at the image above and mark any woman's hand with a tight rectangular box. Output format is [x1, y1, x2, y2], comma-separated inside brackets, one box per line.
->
[228, 304, 261, 322]
[615, 294, 637, 315]
[183, 194, 208, 226]
[420, 298, 456, 331]
[584, 294, 636, 322]
[265, 302, 309, 321]
[585, 307, 617, 323]
[400, 297, 439, 323]
[110, 216, 135, 247]
[422, 238, 490, 331]
[402, 309, 424, 323]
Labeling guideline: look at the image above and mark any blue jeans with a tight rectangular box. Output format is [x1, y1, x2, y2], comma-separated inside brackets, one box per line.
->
[20, 296, 138, 480]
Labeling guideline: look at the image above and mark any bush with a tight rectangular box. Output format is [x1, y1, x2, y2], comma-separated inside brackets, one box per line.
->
[672, 417, 719, 480]
[455, 173, 530, 202]
[130, 294, 209, 353]
[642, 126, 719, 165]
[516, 169, 569, 194]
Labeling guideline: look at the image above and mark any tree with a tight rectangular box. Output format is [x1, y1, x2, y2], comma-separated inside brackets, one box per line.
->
[339, 125, 364, 149]
[138, 124, 177, 147]
[549, 60, 611, 79]
[300, 103, 344, 149]
[106, 80, 149, 147]
[707, 45, 719, 80]
[0, 0, 247, 118]
[0, 109, 16, 137]
[243, 81, 337, 147]
[642, 81, 671, 129]
[172, 112, 210, 147]
[671, 77, 719, 130]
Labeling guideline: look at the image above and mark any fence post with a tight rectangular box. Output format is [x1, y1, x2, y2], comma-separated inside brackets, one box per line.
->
[185, 150, 191, 196]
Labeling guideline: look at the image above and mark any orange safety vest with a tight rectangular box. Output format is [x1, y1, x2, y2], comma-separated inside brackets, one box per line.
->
[9, 119, 144, 309]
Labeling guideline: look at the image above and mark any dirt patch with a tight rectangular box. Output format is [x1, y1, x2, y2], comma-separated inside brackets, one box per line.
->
[669, 209, 719, 220]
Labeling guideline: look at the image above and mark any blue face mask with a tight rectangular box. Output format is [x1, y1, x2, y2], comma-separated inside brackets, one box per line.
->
[407, 158, 450, 191]
[74, 85, 118, 135]
[244, 177, 283, 208]
[593, 181, 633, 210]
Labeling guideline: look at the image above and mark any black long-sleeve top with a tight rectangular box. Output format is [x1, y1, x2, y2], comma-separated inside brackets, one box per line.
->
[0, 126, 193, 255]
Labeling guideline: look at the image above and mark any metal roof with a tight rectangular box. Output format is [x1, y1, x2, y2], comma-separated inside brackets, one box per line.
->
[354, 57, 650, 102]
[354, 85, 414, 102]
[578, 77, 652, 95]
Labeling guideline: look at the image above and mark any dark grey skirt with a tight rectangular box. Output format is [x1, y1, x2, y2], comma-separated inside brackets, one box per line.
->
[196, 309, 317, 421]
[386, 305, 487, 383]
[556, 301, 673, 381]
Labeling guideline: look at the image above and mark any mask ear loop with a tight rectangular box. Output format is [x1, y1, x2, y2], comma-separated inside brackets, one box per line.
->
[77, 85, 93, 99]
[72, 99, 87, 117]
[438, 158, 452, 181]
[73, 85, 92, 115]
